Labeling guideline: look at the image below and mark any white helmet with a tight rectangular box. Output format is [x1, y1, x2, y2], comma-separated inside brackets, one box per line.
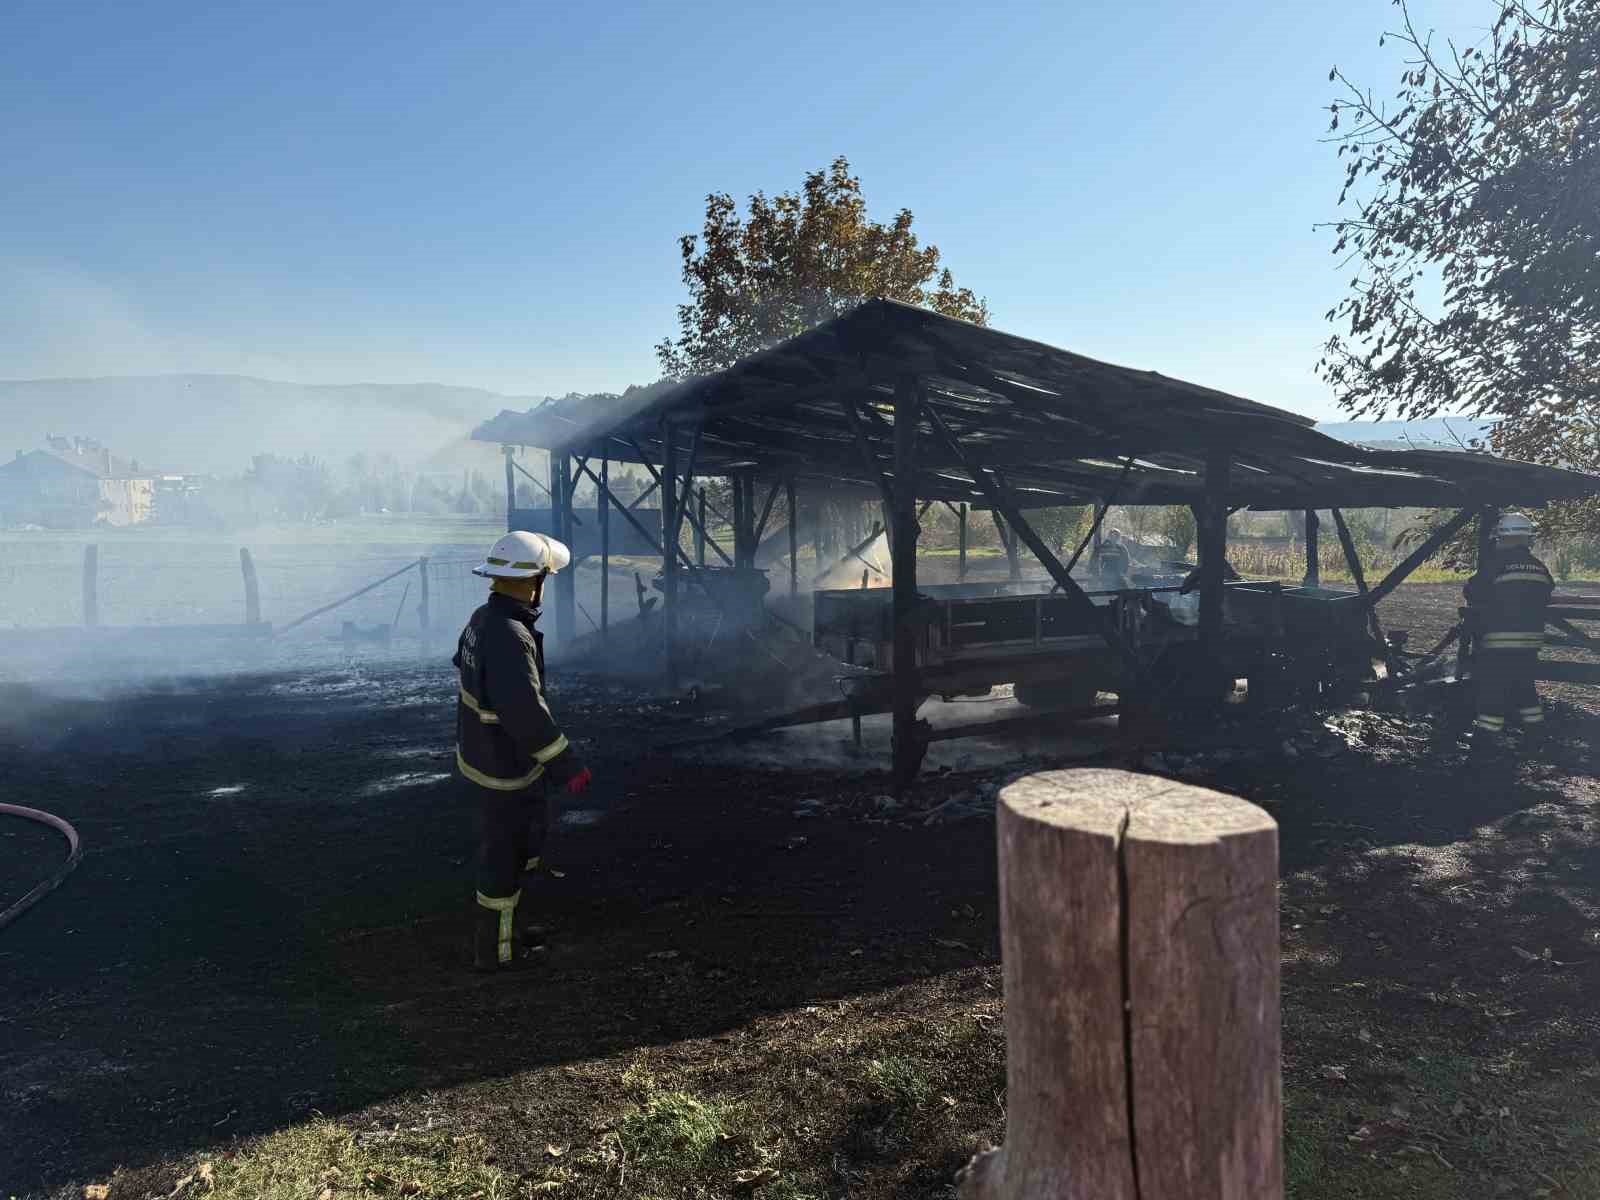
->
[1494, 512, 1535, 544]
[472, 530, 571, 579]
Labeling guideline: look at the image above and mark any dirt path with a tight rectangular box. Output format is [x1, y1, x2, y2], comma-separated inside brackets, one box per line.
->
[2, 582, 1599, 1198]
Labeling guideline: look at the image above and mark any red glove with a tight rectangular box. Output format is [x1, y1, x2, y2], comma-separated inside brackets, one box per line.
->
[565, 766, 593, 796]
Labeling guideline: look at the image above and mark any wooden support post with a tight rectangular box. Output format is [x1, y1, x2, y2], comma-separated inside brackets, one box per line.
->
[959, 769, 1281, 1200]
[573, 459, 670, 565]
[1462, 505, 1500, 668]
[417, 556, 430, 634]
[1367, 507, 1476, 607]
[552, 453, 576, 645]
[1477, 505, 1500, 574]
[625, 439, 730, 567]
[755, 480, 781, 546]
[813, 521, 888, 587]
[735, 471, 758, 569]
[1330, 508, 1391, 668]
[891, 376, 924, 790]
[786, 477, 798, 595]
[503, 445, 517, 531]
[696, 488, 706, 567]
[923, 405, 1137, 672]
[1303, 509, 1320, 587]
[662, 429, 680, 685]
[599, 459, 610, 640]
[841, 395, 896, 513]
[958, 502, 968, 581]
[82, 543, 99, 628]
[240, 547, 261, 626]
[992, 512, 1022, 580]
[1198, 450, 1231, 658]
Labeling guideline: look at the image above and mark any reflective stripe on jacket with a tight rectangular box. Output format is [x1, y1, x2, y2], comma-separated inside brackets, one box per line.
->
[452, 592, 568, 790]
[1464, 549, 1554, 647]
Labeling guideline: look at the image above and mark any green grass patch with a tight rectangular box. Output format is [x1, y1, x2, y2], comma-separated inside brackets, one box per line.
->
[166, 1118, 519, 1199]
[862, 1056, 933, 1113]
[616, 1090, 734, 1170]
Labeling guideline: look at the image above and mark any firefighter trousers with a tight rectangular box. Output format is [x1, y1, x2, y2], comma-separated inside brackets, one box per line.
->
[1474, 647, 1543, 733]
[471, 778, 554, 901]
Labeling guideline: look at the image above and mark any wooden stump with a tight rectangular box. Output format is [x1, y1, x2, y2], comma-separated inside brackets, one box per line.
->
[959, 769, 1281, 1200]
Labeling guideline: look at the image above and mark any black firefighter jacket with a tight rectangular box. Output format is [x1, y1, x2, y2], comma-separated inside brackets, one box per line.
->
[453, 592, 574, 790]
[1464, 548, 1554, 652]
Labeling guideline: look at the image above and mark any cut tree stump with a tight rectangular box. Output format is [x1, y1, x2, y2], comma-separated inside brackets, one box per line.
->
[959, 768, 1281, 1200]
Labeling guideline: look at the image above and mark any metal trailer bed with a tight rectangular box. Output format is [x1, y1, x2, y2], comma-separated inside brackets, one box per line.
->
[812, 576, 1381, 709]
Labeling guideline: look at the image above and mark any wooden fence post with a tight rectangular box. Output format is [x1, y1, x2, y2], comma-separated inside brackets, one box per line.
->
[960, 768, 1281, 1200]
[958, 502, 968, 581]
[417, 556, 430, 634]
[1303, 509, 1320, 587]
[82, 544, 99, 628]
[240, 548, 261, 625]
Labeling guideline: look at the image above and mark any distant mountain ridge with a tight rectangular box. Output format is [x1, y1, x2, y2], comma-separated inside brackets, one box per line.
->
[0, 372, 1501, 478]
[0, 374, 549, 476]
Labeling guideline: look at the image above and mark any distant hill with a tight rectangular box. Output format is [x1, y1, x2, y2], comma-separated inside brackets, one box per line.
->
[0, 375, 1502, 479]
[1314, 417, 1494, 450]
[0, 374, 548, 476]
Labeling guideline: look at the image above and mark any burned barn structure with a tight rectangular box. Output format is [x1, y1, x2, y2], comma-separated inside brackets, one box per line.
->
[473, 300, 1600, 785]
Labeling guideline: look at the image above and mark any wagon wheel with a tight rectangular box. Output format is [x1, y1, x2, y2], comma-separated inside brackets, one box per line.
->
[1013, 676, 1103, 710]
[1141, 642, 1234, 713]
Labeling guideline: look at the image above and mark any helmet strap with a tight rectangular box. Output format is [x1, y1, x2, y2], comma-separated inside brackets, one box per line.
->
[491, 575, 545, 605]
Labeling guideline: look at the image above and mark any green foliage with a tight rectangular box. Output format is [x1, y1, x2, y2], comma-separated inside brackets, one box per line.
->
[657, 156, 988, 378]
[1320, 1, 1600, 537]
[1021, 505, 1091, 554]
[1157, 505, 1197, 560]
[1393, 507, 1481, 572]
[1555, 542, 1575, 580]
[1338, 508, 1392, 553]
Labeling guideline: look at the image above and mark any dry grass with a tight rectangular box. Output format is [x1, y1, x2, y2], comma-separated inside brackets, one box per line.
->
[1222, 542, 1464, 585]
[89, 972, 1600, 1200]
[116, 1120, 524, 1200]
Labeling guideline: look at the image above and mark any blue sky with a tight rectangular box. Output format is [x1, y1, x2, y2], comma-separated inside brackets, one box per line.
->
[1, 0, 1491, 420]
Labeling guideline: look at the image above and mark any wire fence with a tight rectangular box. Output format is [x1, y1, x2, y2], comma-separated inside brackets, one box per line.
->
[0, 539, 494, 633]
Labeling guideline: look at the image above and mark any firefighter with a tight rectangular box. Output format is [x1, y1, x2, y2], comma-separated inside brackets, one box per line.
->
[1465, 512, 1553, 746]
[454, 530, 592, 971]
[1095, 527, 1133, 588]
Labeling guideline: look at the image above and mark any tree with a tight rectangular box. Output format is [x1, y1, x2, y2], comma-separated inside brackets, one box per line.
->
[1320, 1, 1600, 535]
[1157, 505, 1198, 561]
[1024, 506, 1092, 555]
[657, 156, 989, 378]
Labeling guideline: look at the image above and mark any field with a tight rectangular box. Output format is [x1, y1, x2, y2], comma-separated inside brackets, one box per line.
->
[3, 580, 1600, 1199]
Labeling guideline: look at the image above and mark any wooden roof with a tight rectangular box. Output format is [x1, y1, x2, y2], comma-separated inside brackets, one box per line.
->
[472, 300, 1600, 510]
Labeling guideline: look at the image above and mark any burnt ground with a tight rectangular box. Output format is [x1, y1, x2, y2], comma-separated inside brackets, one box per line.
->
[2, 581, 1600, 1198]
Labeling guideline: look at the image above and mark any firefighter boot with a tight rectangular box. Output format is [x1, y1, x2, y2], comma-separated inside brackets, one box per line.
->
[517, 856, 553, 946]
[1465, 728, 1512, 770]
[472, 889, 521, 972]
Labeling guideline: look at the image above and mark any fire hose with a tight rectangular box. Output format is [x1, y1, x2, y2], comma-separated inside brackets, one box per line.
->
[0, 804, 83, 931]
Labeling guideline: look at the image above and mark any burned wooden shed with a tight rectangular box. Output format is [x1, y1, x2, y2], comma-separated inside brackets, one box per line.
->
[472, 300, 1600, 783]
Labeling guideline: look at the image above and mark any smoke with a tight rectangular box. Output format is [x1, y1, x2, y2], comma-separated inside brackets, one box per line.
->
[0, 374, 547, 477]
